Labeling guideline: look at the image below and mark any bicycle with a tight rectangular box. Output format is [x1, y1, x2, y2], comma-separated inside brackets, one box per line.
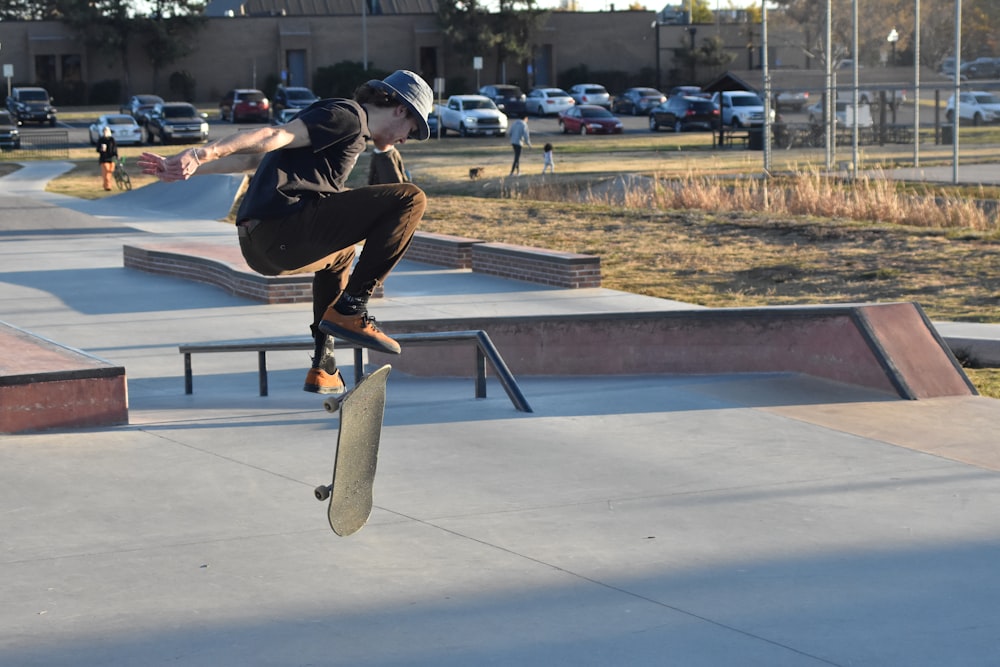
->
[113, 157, 132, 191]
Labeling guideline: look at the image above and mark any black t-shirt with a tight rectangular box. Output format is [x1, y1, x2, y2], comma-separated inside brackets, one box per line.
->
[97, 137, 118, 163]
[236, 99, 370, 220]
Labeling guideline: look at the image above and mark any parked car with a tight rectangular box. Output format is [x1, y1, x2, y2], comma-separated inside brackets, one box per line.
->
[6, 86, 56, 126]
[219, 88, 270, 123]
[558, 105, 623, 134]
[568, 83, 612, 109]
[806, 100, 873, 128]
[712, 90, 772, 127]
[146, 102, 210, 144]
[0, 110, 20, 150]
[667, 85, 707, 100]
[435, 95, 508, 136]
[88, 114, 143, 145]
[649, 95, 719, 132]
[938, 56, 958, 77]
[271, 85, 318, 117]
[119, 94, 164, 125]
[525, 87, 575, 116]
[775, 89, 810, 111]
[427, 109, 439, 135]
[959, 58, 1000, 80]
[478, 84, 526, 116]
[612, 87, 666, 116]
[271, 108, 300, 125]
[945, 91, 1000, 125]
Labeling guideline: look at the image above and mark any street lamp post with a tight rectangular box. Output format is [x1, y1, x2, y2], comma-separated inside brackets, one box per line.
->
[887, 27, 899, 67]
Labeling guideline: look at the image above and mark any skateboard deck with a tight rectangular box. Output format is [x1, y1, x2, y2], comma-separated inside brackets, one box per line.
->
[313, 364, 391, 536]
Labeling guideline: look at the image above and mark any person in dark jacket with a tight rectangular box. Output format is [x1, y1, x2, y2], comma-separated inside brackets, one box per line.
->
[97, 127, 118, 191]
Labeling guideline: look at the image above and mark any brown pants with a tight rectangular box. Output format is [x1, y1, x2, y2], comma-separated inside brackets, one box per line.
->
[238, 182, 427, 330]
[100, 162, 115, 190]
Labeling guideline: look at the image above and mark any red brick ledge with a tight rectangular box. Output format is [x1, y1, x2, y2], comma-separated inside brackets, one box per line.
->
[408, 233, 602, 288]
[0, 321, 128, 433]
[371, 302, 976, 400]
[124, 235, 603, 297]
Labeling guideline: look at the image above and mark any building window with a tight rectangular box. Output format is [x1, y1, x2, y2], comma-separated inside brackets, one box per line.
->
[35, 54, 56, 85]
[62, 54, 82, 82]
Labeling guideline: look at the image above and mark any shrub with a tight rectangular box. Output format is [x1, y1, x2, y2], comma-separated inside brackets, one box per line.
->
[88, 80, 122, 105]
[168, 71, 196, 102]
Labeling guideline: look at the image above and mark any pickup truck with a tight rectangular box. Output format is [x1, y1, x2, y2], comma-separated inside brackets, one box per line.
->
[434, 95, 508, 137]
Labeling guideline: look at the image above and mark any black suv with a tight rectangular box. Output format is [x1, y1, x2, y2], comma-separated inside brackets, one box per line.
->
[6, 87, 57, 126]
[145, 102, 209, 144]
[271, 85, 318, 118]
[0, 110, 21, 150]
[478, 84, 526, 117]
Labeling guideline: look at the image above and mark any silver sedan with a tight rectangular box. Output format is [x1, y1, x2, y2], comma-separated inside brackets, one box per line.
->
[88, 114, 144, 145]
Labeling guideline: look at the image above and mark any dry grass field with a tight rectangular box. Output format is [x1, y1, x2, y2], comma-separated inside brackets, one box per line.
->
[15, 130, 1000, 396]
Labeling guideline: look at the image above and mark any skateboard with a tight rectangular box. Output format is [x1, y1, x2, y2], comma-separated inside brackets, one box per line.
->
[314, 364, 391, 536]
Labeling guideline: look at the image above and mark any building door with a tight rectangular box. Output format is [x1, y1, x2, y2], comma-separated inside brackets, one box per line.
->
[286, 50, 307, 87]
[532, 44, 553, 87]
[419, 47, 437, 85]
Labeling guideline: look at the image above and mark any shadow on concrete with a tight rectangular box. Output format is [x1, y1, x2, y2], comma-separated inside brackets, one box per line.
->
[0, 267, 256, 315]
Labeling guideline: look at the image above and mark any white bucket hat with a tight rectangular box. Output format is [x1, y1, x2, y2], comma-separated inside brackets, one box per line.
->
[367, 70, 434, 140]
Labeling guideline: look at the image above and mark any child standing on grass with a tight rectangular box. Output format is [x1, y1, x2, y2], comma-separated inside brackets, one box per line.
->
[542, 143, 554, 174]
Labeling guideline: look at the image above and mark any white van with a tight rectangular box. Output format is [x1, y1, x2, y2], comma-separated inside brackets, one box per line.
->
[711, 90, 774, 128]
[807, 100, 873, 128]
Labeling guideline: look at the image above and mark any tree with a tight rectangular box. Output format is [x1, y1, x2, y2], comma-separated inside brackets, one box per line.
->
[691, 0, 715, 24]
[0, 0, 60, 20]
[767, 0, 1000, 69]
[55, 0, 204, 99]
[139, 11, 206, 95]
[675, 34, 737, 82]
[437, 0, 548, 84]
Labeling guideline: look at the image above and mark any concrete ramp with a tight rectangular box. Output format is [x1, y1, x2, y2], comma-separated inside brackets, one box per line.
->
[376, 302, 976, 400]
[111, 173, 248, 221]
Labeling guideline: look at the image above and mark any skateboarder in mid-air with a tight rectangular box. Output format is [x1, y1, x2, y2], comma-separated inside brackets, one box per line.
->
[137, 70, 434, 397]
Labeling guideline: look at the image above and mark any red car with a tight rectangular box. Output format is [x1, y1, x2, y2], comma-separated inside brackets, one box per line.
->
[558, 105, 624, 135]
[219, 88, 270, 123]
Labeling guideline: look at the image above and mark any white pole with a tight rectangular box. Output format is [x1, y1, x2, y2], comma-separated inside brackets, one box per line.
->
[913, 0, 920, 166]
[825, 0, 833, 170]
[851, 0, 859, 177]
[952, 0, 960, 183]
[762, 0, 771, 174]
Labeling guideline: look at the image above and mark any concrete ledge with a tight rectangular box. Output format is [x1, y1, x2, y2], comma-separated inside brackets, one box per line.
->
[125, 237, 603, 296]
[124, 243, 314, 304]
[471, 242, 602, 288]
[406, 232, 481, 269]
[372, 302, 976, 400]
[123, 243, 386, 303]
[0, 321, 128, 433]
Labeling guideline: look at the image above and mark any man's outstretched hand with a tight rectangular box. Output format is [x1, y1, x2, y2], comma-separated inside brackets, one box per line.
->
[137, 149, 201, 182]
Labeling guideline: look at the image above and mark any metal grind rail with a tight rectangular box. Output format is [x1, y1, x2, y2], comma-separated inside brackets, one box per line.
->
[179, 330, 532, 413]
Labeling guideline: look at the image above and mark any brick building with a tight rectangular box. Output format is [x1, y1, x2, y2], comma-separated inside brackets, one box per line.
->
[0, 4, 811, 105]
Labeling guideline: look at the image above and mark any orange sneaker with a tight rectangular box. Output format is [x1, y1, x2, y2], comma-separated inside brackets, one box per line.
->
[303, 368, 345, 395]
[318, 305, 401, 355]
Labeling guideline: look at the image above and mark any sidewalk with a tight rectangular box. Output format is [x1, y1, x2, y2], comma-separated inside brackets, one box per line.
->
[2, 164, 1000, 666]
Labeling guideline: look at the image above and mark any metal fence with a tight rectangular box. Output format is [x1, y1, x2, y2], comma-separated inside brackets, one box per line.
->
[1, 131, 70, 160]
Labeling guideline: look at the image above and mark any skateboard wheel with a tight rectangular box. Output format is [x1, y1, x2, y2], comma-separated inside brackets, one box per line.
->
[322, 397, 342, 413]
[314, 485, 331, 501]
